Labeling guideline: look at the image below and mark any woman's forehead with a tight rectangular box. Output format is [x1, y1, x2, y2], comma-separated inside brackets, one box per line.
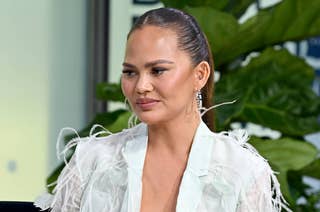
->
[125, 26, 181, 59]
[127, 26, 178, 44]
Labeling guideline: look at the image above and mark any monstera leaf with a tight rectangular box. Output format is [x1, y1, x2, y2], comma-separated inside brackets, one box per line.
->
[215, 48, 320, 136]
[174, 0, 320, 67]
[250, 137, 318, 203]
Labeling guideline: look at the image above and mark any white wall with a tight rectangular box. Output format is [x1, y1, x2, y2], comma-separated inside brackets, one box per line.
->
[0, 0, 87, 201]
[108, 0, 163, 83]
[108, 0, 162, 110]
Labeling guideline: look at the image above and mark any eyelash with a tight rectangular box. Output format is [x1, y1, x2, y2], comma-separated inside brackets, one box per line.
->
[122, 70, 136, 77]
[151, 67, 167, 76]
[122, 67, 168, 78]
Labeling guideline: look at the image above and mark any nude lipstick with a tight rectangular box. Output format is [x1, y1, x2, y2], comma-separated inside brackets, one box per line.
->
[136, 98, 159, 110]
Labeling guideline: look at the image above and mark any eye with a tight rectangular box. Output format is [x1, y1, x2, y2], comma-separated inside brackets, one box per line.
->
[151, 67, 167, 76]
[122, 69, 136, 78]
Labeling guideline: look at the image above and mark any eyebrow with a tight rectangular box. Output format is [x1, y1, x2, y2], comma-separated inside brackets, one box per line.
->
[122, 59, 174, 69]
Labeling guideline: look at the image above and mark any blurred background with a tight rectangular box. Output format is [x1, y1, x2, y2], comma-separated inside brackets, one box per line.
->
[0, 0, 163, 201]
[0, 0, 319, 210]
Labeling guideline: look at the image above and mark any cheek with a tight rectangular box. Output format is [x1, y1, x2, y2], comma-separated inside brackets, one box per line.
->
[160, 71, 194, 98]
[121, 78, 134, 98]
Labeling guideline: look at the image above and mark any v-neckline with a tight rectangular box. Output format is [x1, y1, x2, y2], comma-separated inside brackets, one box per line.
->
[122, 121, 214, 211]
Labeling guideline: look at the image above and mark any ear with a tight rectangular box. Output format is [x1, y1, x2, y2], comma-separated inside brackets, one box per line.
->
[193, 61, 210, 91]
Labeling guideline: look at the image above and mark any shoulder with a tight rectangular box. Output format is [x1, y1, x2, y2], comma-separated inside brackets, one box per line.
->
[194, 121, 269, 181]
[58, 123, 146, 178]
[208, 129, 271, 184]
[34, 124, 145, 211]
[207, 130, 290, 211]
[74, 123, 146, 159]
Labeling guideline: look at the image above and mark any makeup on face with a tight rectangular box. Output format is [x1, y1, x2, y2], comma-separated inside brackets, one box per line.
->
[121, 26, 197, 124]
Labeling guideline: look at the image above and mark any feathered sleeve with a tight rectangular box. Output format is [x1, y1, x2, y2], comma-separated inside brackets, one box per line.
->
[47, 152, 83, 212]
[34, 128, 86, 211]
[227, 129, 292, 212]
[236, 164, 291, 212]
[34, 125, 110, 211]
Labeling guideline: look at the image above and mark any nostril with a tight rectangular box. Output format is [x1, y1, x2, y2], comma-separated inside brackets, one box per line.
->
[136, 77, 153, 93]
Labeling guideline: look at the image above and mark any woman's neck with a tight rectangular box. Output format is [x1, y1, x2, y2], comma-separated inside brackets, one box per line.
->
[147, 112, 201, 158]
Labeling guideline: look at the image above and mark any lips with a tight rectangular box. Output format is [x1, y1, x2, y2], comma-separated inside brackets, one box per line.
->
[136, 98, 159, 104]
[136, 98, 160, 110]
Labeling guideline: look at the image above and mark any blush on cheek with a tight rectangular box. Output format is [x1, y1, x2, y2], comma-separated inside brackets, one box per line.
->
[121, 80, 131, 97]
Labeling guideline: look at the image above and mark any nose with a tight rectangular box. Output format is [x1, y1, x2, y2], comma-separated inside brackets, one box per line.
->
[136, 74, 153, 94]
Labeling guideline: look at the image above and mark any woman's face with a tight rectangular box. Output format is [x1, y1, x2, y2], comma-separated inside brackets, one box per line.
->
[121, 26, 199, 125]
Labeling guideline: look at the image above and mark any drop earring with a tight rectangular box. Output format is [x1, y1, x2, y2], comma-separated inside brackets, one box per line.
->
[196, 90, 203, 109]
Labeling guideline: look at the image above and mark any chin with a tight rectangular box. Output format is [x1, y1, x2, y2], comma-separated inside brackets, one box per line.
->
[135, 112, 164, 125]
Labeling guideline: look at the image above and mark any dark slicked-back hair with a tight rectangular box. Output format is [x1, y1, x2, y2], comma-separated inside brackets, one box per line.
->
[128, 8, 215, 130]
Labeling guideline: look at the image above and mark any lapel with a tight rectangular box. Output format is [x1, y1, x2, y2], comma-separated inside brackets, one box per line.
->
[176, 121, 214, 212]
[122, 123, 148, 212]
[122, 121, 214, 212]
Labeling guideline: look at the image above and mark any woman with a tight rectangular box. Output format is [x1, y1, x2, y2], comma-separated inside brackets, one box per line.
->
[35, 8, 290, 212]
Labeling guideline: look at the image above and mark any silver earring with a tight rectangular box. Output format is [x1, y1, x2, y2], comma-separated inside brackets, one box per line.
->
[196, 91, 203, 109]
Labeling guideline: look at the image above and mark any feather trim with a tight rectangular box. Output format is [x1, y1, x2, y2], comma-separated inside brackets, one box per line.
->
[34, 192, 54, 211]
[225, 129, 292, 212]
[200, 100, 237, 116]
[35, 125, 113, 211]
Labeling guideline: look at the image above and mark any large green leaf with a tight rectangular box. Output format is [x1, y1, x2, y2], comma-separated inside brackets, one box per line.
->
[183, 6, 239, 55]
[215, 48, 320, 136]
[162, 0, 254, 17]
[228, 0, 255, 18]
[183, 0, 320, 67]
[286, 171, 310, 209]
[96, 82, 125, 102]
[107, 111, 132, 133]
[162, 0, 229, 10]
[299, 158, 320, 179]
[250, 138, 317, 171]
[250, 137, 318, 203]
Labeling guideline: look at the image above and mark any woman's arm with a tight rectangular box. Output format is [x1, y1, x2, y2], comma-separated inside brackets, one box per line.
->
[34, 153, 84, 212]
[237, 164, 291, 212]
[50, 154, 83, 212]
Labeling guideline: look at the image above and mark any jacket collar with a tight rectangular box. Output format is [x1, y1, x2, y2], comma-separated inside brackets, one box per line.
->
[122, 123, 148, 172]
[123, 120, 214, 176]
[176, 121, 213, 212]
[185, 120, 214, 176]
[176, 121, 214, 211]
[122, 120, 214, 211]
[121, 123, 148, 212]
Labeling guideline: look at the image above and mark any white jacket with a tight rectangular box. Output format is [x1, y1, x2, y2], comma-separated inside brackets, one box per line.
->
[35, 121, 290, 212]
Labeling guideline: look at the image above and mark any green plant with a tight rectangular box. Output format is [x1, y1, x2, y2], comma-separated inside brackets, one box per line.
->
[160, 0, 320, 210]
[48, 0, 320, 210]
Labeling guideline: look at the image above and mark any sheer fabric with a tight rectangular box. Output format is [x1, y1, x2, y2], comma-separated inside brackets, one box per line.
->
[35, 121, 291, 212]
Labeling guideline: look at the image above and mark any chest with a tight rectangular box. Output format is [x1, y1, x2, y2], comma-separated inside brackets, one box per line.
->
[80, 163, 242, 212]
[140, 158, 187, 212]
